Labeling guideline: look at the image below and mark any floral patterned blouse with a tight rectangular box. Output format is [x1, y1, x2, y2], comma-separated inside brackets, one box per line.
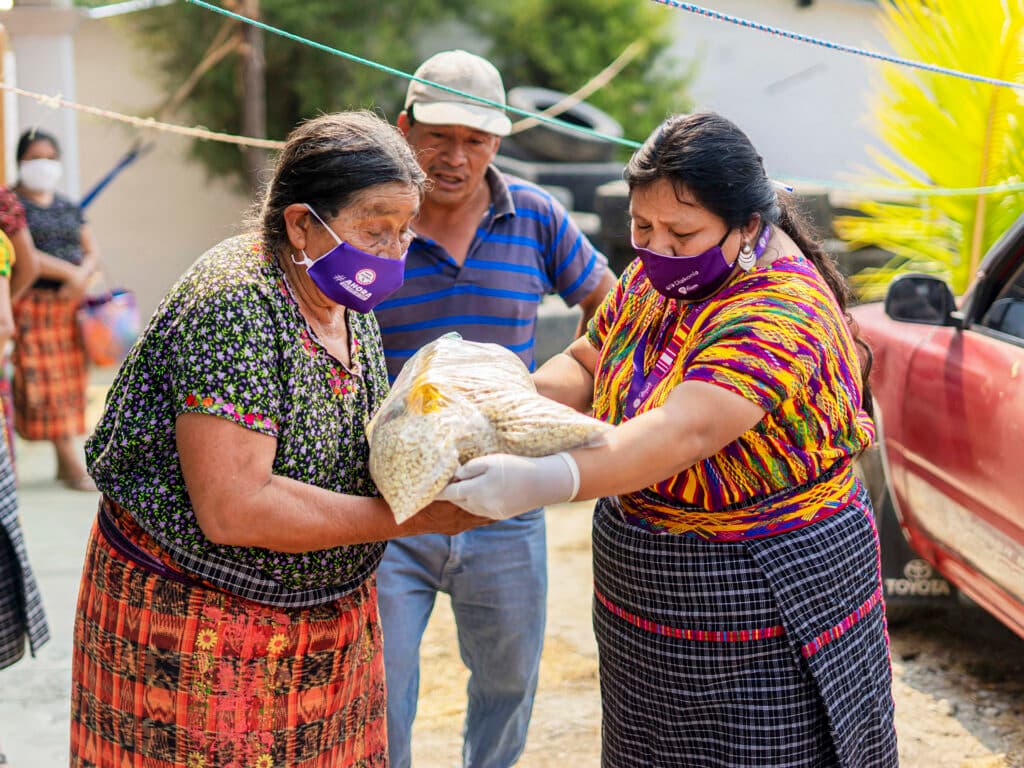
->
[0, 188, 26, 240]
[86, 234, 391, 604]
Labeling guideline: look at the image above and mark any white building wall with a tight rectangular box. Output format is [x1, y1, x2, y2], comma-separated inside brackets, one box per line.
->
[9, 32, 80, 195]
[3, 4, 83, 195]
[72, 16, 251, 321]
[667, 0, 888, 184]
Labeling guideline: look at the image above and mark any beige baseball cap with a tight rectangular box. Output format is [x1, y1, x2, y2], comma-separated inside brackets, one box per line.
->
[404, 50, 512, 137]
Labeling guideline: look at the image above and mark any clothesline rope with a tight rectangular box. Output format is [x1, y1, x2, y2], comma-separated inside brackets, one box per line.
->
[1, 81, 286, 149]
[649, 0, 1024, 92]
[181, 0, 1024, 198]
[11, 0, 1024, 198]
[184, 0, 641, 149]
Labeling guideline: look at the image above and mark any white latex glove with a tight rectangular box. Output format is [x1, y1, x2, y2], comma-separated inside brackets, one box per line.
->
[437, 452, 581, 520]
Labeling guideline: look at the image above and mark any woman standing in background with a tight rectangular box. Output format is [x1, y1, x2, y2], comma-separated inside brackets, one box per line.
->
[12, 128, 100, 491]
[0, 185, 40, 463]
[0, 228, 49, 768]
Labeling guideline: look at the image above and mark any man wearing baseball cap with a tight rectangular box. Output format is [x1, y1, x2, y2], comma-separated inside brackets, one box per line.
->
[374, 49, 615, 767]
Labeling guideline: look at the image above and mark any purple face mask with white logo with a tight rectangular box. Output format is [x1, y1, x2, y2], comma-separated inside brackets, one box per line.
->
[291, 203, 406, 313]
[634, 223, 772, 302]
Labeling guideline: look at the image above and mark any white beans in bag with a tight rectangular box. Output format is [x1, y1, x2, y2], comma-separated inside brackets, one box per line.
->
[367, 334, 609, 523]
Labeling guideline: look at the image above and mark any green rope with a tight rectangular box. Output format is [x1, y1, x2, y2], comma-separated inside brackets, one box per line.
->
[184, 0, 641, 149]
[183, 0, 1024, 199]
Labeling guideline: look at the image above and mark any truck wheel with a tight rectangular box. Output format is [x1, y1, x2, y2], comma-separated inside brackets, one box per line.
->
[855, 444, 956, 626]
[873, 489, 956, 626]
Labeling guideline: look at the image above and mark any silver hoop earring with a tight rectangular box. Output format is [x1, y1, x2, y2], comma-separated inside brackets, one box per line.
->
[737, 242, 756, 271]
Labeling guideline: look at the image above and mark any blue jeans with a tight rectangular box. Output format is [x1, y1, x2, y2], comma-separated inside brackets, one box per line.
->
[377, 509, 547, 768]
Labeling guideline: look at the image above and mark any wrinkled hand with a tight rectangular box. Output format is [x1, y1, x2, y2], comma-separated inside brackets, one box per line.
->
[399, 499, 492, 536]
[437, 452, 580, 520]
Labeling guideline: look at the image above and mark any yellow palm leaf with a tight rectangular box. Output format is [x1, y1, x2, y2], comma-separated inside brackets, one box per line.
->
[836, 0, 1024, 296]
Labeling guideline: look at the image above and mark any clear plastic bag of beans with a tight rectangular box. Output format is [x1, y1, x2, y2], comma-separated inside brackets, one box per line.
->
[367, 333, 609, 523]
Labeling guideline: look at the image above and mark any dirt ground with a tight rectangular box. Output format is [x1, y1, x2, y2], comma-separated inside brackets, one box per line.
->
[408, 501, 1024, 767]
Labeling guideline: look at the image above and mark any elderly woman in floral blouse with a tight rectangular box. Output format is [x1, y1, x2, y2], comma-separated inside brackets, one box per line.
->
[71, 111, 488, 768]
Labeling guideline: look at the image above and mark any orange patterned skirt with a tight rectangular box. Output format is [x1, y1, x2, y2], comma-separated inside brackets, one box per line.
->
[70, 512, 387, 768]
[12, 289, 87, 441]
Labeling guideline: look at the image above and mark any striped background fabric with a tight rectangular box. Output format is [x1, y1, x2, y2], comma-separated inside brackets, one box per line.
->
[0, 203, 22, 464]
[376, 167, 607, 381]
[0, 231, 16, 460]
[586, 254, 874, 526]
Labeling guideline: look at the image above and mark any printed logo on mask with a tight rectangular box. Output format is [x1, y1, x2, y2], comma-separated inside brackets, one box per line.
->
[355, 268, 377, 286]
[332, 275, 373, 300]
[665, 269, 701, 293]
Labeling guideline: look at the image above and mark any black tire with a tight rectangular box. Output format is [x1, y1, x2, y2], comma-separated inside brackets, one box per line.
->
[855, 445, 956, 625]
[506, 86, 623, 163]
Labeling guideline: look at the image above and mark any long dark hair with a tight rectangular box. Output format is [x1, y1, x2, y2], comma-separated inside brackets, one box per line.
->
[259, 111, 426, 257]
[625, 112, 873, 417]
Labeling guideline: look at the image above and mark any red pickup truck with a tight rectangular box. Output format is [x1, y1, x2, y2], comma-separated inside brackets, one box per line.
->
[851, 215, 1024, 639]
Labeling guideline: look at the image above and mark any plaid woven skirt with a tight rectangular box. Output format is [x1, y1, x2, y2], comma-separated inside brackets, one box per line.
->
[592, 487, 897, 768]
[12, 289, 87, 441]
[70, 515, 387, 768]
[0, 431, 49, 670]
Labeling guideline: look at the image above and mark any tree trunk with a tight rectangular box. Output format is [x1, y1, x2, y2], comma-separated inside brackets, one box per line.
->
[240, 0, 267, 196]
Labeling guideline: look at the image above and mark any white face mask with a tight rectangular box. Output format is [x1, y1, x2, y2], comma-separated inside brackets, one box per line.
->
[19, 158, 63, 193]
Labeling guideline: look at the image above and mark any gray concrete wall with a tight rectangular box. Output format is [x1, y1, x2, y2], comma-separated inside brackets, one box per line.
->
[667, 0, 886, 183]
[535, 295, 582, 367]
[72, 17, 253, 320]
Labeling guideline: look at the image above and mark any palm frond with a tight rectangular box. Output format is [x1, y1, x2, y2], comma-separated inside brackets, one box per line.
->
[837, 0, 1024, 298]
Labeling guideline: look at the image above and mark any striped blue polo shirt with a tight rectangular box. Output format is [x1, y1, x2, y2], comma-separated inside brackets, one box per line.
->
[375, 166, 608, 381]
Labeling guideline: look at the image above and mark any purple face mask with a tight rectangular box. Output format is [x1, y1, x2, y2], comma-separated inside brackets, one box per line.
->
[634, 223, 772, 301]
[291, 204, 407, 313]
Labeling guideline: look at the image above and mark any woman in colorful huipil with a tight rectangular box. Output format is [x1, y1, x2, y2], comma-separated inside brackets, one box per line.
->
[72, 112, 488, 768]
[439, 113, 897, 767]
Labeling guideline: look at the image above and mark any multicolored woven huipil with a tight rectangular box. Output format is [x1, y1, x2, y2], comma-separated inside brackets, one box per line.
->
[586, 254, 874, 539]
